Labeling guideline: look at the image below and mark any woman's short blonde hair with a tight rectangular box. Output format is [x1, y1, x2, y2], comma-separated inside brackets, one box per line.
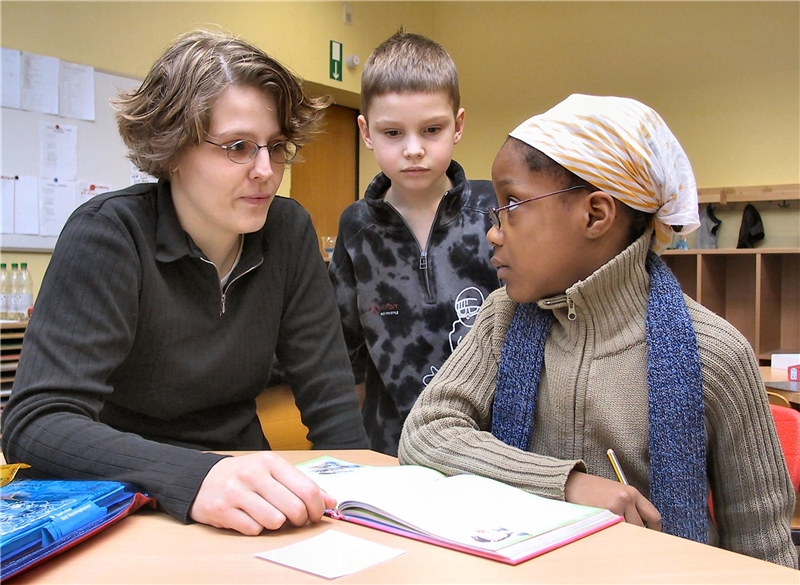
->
[112, 29, 330, 180]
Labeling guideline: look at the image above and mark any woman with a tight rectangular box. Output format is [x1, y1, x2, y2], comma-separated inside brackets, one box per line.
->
[1, 29, 368, 536]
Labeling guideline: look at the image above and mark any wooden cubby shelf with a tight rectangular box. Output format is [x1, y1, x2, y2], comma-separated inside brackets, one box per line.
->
[1, 321, 27, 424]
[662, 248, 800, 365]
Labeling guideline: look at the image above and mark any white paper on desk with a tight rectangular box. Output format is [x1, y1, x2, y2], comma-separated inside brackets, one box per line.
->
[255, 529, 404, 580]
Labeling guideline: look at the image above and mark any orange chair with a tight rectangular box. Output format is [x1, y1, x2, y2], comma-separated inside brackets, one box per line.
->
[709, 404, 800, 541]
[770, 404, 800, 494]
[768, 404, 800, 548]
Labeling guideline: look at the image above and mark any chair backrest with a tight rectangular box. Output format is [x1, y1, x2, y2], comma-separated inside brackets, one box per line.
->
[767, 391, 792, 408]
[769, 404, 800, 493]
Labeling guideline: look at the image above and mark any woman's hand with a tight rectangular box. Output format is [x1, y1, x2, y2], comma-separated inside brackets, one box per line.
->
[190, 452, 336, 535]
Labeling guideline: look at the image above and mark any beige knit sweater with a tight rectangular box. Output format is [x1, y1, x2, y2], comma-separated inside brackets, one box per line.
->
[399, 235, 797, 568]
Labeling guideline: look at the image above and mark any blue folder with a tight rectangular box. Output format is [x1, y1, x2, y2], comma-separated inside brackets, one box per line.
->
[0, 479, 153, 580]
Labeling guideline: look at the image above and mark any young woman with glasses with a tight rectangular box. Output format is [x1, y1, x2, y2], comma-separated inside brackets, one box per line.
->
[1, 29, 368, 536]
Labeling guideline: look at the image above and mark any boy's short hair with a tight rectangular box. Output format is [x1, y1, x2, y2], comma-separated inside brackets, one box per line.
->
[360, 30, 460, 117]
[514, 139, 655, 245]
[112, 29, 330, 180]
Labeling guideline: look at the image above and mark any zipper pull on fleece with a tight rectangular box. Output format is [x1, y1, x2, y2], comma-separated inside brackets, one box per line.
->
[419, 250, 428, 270]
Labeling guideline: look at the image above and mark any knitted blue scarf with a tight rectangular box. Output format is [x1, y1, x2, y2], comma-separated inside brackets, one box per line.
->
[492, 251, 707, 543]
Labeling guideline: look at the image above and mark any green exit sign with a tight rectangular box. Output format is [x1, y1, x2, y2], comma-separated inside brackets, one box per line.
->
[329, 40, 342, 82]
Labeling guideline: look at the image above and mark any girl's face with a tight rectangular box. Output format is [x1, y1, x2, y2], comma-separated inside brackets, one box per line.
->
[169, 85, 286, 256]
[488, 141, 592, 304]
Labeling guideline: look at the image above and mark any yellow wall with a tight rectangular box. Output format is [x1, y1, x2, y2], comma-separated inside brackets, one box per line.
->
[2, 1, 798, 297]
[435, 1, 799, 249]
[438, 2, 799, 187]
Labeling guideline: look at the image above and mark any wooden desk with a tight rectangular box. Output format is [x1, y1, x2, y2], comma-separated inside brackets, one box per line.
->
[761, 366, 800, 407]
[12, 450, 798, 584]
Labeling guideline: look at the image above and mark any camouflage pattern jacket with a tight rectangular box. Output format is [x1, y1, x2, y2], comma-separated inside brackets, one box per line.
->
[329, 161, 500, 455]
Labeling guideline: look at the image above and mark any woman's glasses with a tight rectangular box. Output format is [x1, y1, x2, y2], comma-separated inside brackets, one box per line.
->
[488, 185, 590, 230]
[204, 139, 299, 165]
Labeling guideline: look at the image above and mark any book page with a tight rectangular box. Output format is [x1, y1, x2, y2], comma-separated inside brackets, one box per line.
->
[298, 457, 611, 554]
[298, 457, 445, 509]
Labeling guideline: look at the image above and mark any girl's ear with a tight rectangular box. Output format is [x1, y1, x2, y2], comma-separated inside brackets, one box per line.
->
[583, 190, 618, 239]
[357, 115, 374, 150]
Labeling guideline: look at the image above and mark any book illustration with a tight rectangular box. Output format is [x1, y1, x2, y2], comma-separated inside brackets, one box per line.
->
[303, 459, 362, 475]
[297, 456, 622, 564]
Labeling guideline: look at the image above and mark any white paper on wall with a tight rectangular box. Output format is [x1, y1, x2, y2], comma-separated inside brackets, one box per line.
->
[21, 52, 59, 115]
[39, 122, 78, 181]
[59, 61, 95, 121]
[38, 179, 75, 237]
[77, 181, 111, 206]
[2, 49, 22, 109]
[14, 176, 39, 235]
[1, 176, 15, 233]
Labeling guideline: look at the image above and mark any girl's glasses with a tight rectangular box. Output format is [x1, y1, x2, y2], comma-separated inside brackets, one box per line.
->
[489, 185, 590, 229]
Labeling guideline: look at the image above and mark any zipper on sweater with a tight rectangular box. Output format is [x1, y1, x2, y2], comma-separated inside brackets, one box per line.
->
[202, 257, 263, 315]
[219, 263, 261, 315]
[542, 293, 577, 321]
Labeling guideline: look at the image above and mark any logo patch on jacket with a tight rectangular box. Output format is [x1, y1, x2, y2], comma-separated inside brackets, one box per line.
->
[370, 302, 399, 316]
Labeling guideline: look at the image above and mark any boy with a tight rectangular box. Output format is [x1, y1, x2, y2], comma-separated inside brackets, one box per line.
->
[399, 94, 797, 567]
[328, 32, 499, 456]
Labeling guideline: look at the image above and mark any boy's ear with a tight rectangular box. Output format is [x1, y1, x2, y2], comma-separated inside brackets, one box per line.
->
[357, 115, 374, 150]
[583, 190, 618, 240]
[453, 108, 466, 145]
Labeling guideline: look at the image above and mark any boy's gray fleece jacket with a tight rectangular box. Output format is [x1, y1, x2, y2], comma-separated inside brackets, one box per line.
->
[329, 161, 500, 455]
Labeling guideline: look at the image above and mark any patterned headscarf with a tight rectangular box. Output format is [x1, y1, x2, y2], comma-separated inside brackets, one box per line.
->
[509, 94, 699, 254]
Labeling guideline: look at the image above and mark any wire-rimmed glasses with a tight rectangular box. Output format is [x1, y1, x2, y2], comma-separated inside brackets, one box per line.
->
[204, 138, 299, 164]
[488, 185, 590, 230]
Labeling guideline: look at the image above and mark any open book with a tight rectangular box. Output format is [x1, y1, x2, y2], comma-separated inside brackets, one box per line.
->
[0, 478, 154, 580]
[297, 456, 622, 565]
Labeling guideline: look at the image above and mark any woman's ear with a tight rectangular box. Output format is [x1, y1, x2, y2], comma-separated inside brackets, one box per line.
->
[583, 190, 618, 239]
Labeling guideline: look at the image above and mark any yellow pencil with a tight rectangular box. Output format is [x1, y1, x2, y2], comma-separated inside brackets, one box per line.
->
[606, 448, 629, 485]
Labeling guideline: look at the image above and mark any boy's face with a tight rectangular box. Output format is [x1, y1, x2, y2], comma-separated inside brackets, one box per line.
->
[488, 141, 594, 304]
[358, 91, 464, 196]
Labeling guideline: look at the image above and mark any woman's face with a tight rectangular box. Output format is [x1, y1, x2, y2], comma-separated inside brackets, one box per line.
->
[169, 84, 286, 251]
[487, 141, 591, 303]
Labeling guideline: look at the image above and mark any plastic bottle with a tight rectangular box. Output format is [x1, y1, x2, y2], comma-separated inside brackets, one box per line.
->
[0, 263, 8, 320]
[18, 262, 33, 321]
[8, 263, 20, 320]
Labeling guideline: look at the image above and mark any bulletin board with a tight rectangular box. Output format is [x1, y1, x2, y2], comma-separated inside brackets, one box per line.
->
[1, 69, 142, 252]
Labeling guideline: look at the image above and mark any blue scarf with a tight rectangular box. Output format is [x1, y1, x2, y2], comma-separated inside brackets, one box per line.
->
[492, 251, 707, 543]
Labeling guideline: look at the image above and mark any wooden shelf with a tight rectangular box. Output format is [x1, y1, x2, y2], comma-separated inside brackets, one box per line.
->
[662, 248, 800, 365]
[697, 183, 799, 205]
[1, 321, 27, 423]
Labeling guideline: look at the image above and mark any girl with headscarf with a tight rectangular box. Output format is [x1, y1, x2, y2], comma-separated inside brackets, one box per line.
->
[399, 94, 797, 567]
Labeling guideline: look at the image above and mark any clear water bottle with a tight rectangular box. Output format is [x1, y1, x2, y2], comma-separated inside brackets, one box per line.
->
[0, 263, 8, 320]
[18, 262, 33, 321]
[9, 263, 20, 320]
